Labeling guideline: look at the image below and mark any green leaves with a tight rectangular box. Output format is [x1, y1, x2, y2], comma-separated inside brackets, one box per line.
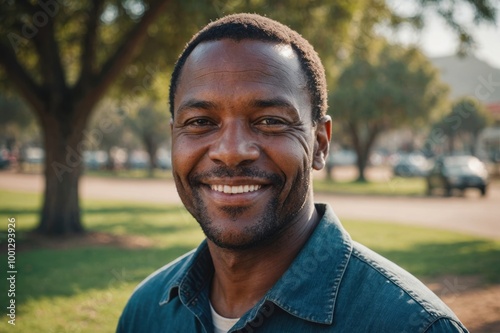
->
[332, 42, 449, 127]
[330, 40, 449, 180]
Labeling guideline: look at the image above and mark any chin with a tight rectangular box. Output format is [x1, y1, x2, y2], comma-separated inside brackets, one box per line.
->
[207, 235, 271, 251]
[201, 220, 281, 251]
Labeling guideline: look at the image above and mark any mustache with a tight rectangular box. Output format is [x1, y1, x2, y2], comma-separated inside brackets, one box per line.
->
[190, 166, 283, 184]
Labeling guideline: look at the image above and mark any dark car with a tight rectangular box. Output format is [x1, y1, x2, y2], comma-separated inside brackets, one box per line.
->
[426, 156, 489, 197]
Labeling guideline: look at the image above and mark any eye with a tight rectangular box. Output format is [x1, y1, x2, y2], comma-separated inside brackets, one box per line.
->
[254, 117, 290, 134]
[181, 117, 218, 134]
[256, 117, 287, 126]
[186, 118, 215, 127]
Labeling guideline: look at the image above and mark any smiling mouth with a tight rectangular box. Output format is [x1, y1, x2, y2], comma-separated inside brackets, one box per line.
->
[210, 184, 262, 194]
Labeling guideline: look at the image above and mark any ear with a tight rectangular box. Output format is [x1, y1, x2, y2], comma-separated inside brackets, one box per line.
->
[170, 118, 173, 131]
[312, 115, 332, 171]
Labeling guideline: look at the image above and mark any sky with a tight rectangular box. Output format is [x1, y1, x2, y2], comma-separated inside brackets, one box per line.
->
[420, 12, 500, 69]
[386, 1, 500, 69]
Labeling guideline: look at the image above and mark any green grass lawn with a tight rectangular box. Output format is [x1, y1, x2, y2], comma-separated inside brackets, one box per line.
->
[313, 177, 427, 196]
[0, 189, 499, 332]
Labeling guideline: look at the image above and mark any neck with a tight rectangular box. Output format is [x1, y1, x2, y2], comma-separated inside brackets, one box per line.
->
[208, 203, 319, 318]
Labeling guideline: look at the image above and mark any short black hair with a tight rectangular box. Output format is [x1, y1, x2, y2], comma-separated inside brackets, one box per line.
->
[169, 13, 327, 122]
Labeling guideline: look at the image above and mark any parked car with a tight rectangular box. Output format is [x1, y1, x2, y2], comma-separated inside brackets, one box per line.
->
[84, 150, 109, 170]
[392, 154, 430, 177]
[156, 155, 172, 170]
[24, 147, 44, 164]
[156, 148, 172, 170]
[128, 150, 149, 169]
[326, 149, 357, 167]
[426, 156, 489, 197]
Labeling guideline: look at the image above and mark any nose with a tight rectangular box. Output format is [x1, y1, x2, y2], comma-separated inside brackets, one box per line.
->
[208, 120, 259, 167]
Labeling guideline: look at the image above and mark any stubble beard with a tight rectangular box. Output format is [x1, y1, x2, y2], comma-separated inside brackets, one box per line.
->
[184, 167, 310, 250]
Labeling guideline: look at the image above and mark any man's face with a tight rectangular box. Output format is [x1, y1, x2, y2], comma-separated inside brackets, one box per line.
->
[171, 39, 328, 250]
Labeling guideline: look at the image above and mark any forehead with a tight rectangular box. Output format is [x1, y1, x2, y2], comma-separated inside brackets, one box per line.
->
[184, 38, 302, 75]
[174, 39, 308, 112]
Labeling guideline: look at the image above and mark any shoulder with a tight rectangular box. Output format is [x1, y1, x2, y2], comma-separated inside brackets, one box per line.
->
[350, 241, 447, 314]
[339, 241, 467, 332]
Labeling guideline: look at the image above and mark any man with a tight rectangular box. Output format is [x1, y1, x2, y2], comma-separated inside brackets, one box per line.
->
[117, 13, 468, 332]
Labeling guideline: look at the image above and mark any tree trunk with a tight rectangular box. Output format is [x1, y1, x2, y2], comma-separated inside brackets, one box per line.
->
[36, 111, 88, 235]
[105, 146, 116, 171]
[348, 122, 379, 183]
[143, 135, 157, 178]
[355, 151, 368, 183]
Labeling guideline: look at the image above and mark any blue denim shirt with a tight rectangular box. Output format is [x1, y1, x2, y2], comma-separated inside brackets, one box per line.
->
[117, 204, 468, 332]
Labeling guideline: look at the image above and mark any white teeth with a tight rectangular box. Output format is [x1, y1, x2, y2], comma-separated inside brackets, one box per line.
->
[210, 184, 262, 194]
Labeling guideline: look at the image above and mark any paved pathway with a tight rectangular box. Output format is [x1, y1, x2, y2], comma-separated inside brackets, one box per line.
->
[1, 171, 499, 239]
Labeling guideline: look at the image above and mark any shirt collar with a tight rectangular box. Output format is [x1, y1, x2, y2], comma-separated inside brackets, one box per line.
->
[159, 242, 213, 307]
[263, 203, 353, 324]
[159, 204, 353, 325]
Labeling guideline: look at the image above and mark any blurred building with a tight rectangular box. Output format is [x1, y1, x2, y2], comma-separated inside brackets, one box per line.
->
[431, 55, 500, 121]
[431, 55, 500, 161]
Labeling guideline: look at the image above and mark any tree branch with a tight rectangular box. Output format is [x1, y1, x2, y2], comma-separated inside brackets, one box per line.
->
[75, 0, 171, 114]
[0, 42, 44, 115]
[77, 0, 105, 89]
[16, 0, 38, 15]
[31, 7, 67, 101]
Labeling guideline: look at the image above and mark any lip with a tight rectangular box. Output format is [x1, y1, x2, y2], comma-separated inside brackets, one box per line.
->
[203, 177, 270, 187]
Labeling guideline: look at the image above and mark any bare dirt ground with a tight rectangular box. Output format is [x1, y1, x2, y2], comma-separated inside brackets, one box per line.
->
[1, 170, 499, 331]
[422, 276, 500, 332]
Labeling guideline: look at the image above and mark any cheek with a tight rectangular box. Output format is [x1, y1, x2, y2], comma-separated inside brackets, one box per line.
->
[171, 136, 206, 177]
[283, 131, 315, 163]
[261, 134, 314, 175]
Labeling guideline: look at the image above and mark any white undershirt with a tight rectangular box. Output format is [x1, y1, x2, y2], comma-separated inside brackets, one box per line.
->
[210, 302, 240, 333]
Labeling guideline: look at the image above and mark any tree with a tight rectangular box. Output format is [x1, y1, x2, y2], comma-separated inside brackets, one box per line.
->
[124, 102, 170, 176]
[331, 42, 449, 181]
[452, 98, 491, 156]
[322, 0, 496, 181]
[433, 97, 491, 155]
[86, 99, 128, 170]
[0, 0, 171, 234]
[120, 65, 170, 176]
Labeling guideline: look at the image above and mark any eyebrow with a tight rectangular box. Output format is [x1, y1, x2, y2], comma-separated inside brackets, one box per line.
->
[175, 97, 299, 117]
[250, 98, 297, 112]
[176, 99, 217, 115]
